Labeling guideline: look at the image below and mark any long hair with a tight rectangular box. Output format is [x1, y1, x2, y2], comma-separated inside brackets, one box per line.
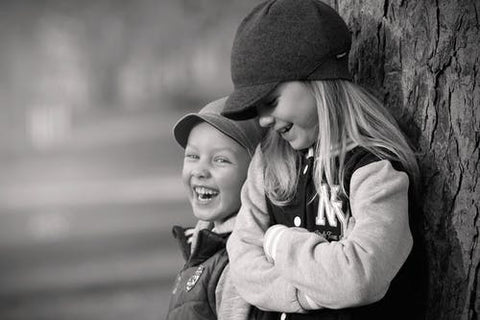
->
[262, 79, 419, 206]
[261, 127, 302, 206]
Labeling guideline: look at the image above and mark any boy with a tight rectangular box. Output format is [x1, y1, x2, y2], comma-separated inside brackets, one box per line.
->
[166, 97, 264, 320]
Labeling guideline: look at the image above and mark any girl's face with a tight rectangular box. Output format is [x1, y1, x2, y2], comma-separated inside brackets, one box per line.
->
[182, 122, 250, 223]
[257, 81, 318, 150]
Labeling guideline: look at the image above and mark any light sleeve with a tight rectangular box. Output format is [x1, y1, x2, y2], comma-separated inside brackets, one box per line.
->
[266, 160, 413, 309]
[216, 264, 252, 320]
[226, 146, 305, 313]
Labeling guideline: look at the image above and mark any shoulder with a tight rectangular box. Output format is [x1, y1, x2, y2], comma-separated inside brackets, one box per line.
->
[250, 145, 265, 171]
[245, 145, 266, 191]
[345, 147, 405, 171]
[344, 147, 406, 195]
[349, 160, 410, 206]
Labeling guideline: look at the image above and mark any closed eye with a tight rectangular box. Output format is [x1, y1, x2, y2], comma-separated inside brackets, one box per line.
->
[257, 97, 278, 118]
[264, 96, 278, 109]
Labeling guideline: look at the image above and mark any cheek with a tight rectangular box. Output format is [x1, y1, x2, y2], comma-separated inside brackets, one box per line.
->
[303, 108, 318, 127]
[300, 94, 318, 126]
[218, 171, 245, 206]
[181, 165, 191, 189]
[306, 122, 319, 136]
[300, 112, 319, 139]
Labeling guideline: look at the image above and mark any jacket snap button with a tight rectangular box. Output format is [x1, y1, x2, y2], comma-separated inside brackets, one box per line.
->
[294, 216, 301, 227]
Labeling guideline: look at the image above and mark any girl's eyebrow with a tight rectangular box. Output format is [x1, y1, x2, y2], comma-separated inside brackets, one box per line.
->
[264, 94, 276, 103]
[265, 88, 279, 101]
[258, 93, 278, 110]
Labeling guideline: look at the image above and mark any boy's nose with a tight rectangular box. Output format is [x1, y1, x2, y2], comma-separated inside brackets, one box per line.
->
[192, 166, 210, 178]
[259, 114, 275, 128]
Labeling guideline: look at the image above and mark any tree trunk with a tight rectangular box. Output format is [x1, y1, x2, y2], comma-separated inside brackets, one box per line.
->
[328, 0, 480, 319]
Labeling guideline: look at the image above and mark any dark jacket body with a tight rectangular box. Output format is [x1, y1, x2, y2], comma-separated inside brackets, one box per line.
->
[166, 226, 230, 320]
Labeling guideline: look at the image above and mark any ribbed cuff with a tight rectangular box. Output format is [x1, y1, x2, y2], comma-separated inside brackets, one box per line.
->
[263, 224, 288, 262]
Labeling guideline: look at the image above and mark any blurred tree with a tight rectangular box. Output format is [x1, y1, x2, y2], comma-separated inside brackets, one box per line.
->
[0, 0, 260, 151]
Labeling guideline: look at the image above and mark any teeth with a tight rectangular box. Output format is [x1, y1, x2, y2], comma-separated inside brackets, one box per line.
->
[194, 186, 219, 202]
[194, 187, 218, 195]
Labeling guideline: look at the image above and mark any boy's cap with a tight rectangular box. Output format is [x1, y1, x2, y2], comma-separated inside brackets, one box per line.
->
[222, 0, 351, 120]
[173, 97, 265, 155]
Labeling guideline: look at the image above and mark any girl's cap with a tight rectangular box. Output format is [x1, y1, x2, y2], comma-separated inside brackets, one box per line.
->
[173, 97, 265, 155]
[222, 0, 351, 120]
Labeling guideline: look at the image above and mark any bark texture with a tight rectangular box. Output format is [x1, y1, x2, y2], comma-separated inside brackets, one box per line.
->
[328, 0, 480, 319]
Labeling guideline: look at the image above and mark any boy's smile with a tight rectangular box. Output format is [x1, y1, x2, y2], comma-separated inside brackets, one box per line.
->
[193, 186, 219, 203]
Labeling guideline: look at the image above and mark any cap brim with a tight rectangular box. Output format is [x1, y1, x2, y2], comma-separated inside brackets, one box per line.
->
[222, 81, 279, 120]
[173, 112, 252, 150]
[173, 114, 204, 149]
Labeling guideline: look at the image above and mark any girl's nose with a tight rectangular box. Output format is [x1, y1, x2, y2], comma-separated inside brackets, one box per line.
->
[258, 114, 275, 128]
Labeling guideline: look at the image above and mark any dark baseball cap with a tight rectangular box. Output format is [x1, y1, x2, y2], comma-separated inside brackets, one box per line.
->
[222, 0, 352, 120]
[173, 97, 265, 155]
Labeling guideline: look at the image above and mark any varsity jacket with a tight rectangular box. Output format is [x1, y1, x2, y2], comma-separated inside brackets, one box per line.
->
[227, 145, 424, 319]
[166, 219, 251, 320]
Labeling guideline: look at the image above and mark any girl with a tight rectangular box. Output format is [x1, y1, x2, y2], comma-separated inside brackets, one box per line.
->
[221, 0, 425, 319]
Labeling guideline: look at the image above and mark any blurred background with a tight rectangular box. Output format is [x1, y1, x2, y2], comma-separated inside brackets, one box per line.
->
[0, 0, 258, 319]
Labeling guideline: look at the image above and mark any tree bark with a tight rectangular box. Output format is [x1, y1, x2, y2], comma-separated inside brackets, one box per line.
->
[328, 0, 480, 319]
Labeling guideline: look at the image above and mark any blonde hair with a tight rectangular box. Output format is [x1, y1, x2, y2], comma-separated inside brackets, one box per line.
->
[262, 79, 419, 206]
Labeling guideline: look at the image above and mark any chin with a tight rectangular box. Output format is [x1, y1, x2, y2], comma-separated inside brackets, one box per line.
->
[191, 207, 214, 221]
[192, 213, 215, 222]
[291, 139, 315, 150]
[289, 142, 305, 150]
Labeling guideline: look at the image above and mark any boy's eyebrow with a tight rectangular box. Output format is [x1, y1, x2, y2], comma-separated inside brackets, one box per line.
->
[185, 144, 241, 154]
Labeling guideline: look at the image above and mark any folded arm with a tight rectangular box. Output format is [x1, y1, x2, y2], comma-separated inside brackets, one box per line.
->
[263, 160, 413, 309]
[226, 147, 305, 313]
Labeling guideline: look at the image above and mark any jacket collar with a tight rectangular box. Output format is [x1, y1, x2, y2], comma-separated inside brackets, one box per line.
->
[186, 229, 229, 267]
[173, 214, 237, 267]
[303, 140, 358, 159]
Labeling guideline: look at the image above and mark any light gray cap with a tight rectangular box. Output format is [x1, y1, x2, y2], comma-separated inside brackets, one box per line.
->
[173, 97, 265, 155]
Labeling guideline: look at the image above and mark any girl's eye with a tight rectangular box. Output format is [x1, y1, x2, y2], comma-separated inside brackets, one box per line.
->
[265, 96, 278, 108]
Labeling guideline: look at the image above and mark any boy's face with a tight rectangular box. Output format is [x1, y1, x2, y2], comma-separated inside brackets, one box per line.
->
[182, 122, 250, 223]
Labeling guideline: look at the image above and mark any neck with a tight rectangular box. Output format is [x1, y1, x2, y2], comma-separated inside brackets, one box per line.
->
[213, 214, 237, 234]
[306, 139, 358, 158]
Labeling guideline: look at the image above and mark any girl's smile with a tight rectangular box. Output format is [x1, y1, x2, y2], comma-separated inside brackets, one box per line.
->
[257, 81, 318, 150]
